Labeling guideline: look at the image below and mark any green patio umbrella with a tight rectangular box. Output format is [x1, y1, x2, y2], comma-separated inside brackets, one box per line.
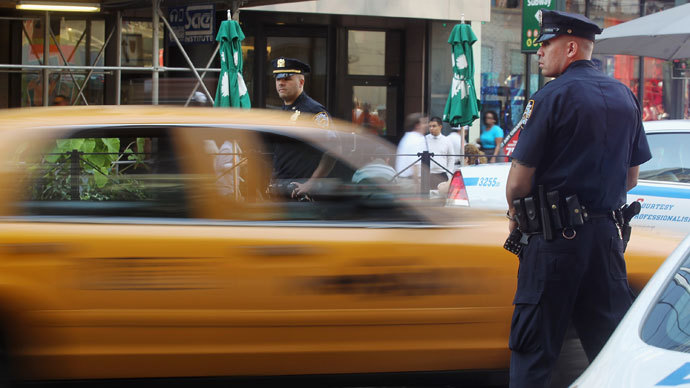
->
[442, 23, 480, 127]
[214, 20, 251, 108]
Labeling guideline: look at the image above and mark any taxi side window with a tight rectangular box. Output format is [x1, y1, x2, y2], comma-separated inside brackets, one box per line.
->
[253, 132, 423, 223]
[639, 133, 690, 183]
[19, 126, 190, 218]
[195, 128, 425, 224]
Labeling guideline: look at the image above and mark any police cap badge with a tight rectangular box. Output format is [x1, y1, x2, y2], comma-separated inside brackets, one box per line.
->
[272, 57, 311, 80]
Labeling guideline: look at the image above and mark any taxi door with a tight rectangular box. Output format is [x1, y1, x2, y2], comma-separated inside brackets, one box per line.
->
[176, 126, 518, 376]
[0, 125, 253, 380]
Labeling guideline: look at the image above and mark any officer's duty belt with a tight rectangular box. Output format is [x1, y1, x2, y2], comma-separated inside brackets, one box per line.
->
[512, 186, 596, 241]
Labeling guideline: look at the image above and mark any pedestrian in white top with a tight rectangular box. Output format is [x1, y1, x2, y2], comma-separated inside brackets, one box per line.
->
[395, 113, 428, 179]
[446, 126, 464, 167]
[425, 116, 454, 188]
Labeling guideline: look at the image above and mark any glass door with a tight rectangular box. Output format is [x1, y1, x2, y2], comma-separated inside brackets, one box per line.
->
[344, 29, 403, 139]
[261, 25, 328, 110]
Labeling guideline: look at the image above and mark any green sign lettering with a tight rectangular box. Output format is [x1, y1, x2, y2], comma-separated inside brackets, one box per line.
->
[522, 0, 557, 53]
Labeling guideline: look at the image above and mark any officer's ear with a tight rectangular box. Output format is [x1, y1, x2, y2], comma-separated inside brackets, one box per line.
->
[566, 40, 579, 58]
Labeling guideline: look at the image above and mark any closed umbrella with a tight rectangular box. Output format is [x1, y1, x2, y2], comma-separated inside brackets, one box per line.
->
[443, 23, 480, 127]
[594, 3, 690, 60]
[214, 20, 251, 108]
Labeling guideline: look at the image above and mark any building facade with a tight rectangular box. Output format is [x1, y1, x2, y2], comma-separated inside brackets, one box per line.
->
[0, 0, 687, 145]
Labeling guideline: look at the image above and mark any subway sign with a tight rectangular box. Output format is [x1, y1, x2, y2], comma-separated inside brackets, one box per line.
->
[168, 4, 216, 45]
[522, 0, 556, 53]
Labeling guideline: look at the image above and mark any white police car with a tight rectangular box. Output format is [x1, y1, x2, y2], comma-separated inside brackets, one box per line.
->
[446, 120, 690, 235]
[570, 233, 690, 387]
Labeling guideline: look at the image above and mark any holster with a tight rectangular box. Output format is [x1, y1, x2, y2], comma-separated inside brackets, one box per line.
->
[511, 190, 588, 240]
[620, 201, 641, 251]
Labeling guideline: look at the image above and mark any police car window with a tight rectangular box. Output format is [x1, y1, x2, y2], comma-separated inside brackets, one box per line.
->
[18, 126, 190, 218]
[639, 133, 690, 183]
[641, 251, 690, 353]
[197, 128, 427, 224]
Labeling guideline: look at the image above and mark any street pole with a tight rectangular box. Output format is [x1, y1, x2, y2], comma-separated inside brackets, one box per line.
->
[152, 0, 159, 105]
[420, 151, 431, 195]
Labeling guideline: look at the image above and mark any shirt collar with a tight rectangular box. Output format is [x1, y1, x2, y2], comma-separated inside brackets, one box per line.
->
[565, 60, 596, 72]
[284, 91, 307, 110]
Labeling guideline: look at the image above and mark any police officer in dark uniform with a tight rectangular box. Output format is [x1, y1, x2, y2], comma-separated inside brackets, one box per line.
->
[271, 57, 335, 197]
[505, 10, 651, 387]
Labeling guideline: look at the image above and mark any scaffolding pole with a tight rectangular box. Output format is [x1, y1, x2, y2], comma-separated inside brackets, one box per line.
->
[157, 5, 215, 104]
[43, 11, 49, 106]
[116, 11, 122, 105]
[71, 25, 116, 106]
[152, 0, 160, 105]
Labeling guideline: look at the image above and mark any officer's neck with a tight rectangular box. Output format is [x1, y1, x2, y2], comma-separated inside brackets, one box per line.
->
[283, 91, 305, 107]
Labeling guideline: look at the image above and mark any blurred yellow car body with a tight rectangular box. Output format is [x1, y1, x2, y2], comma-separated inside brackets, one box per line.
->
[0, 106, 676, 382]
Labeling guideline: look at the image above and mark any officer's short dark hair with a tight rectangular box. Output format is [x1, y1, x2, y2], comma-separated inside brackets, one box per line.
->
[404, 113, 426, 132]
[429, 116, 443, 126]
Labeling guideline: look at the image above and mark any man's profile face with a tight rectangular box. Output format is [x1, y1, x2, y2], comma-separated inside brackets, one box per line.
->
[429, 120, 442, 137]
[275, 75, 303, 103]
[536, 36, 570, 77]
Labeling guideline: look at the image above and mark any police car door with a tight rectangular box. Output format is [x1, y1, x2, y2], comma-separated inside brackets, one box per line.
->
[630, 128, 690, 235]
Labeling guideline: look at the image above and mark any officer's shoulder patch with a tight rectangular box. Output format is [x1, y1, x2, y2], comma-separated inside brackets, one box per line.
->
[519, 99, 535, 129]
[313, 111, 330, 128]
[524, 100, 535, 119]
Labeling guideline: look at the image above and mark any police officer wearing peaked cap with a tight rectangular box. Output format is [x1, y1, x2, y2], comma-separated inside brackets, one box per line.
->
[272, 57, 331, 127]
[505, 10, 651, 388]
[270, 57, 335, 197]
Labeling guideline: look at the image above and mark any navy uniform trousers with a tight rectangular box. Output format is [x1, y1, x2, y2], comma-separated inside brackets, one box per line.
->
[509, 217, 634, 387]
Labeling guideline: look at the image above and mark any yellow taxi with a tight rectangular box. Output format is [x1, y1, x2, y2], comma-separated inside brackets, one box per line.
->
[0, 106, 676, 383]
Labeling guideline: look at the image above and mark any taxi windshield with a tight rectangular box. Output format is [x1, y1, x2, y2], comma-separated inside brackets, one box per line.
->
[641, 251, 690, 353]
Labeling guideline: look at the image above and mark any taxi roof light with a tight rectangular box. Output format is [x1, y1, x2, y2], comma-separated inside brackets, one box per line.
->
[446, 170, 470, 207]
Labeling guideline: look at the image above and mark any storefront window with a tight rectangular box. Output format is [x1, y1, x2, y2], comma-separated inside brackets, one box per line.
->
[348, 30, 385, 76]
[480, 6, 524, 133]
[428, 21, 455, 130]
[21, 17, 105, 106]
[352, 85, 387, 135]
[492, 0, 521, 8]
[565, 0, 586, 13]
[590, 0, 689, 121]
[643, 58, 671, 120]
[120, 20, 164, 104]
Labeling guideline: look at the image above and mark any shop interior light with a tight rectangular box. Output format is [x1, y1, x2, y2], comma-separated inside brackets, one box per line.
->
[16, 1, 101, 12]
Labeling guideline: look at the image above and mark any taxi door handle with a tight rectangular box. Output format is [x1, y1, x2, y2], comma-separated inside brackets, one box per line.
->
[239, 245, 323, 257]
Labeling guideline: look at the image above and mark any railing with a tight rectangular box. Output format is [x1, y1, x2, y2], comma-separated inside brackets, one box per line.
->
[394, 151, 512, 193]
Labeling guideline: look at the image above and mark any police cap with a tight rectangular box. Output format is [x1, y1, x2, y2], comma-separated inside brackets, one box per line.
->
[271, 57, 311, 79]
[536, 9, 603, 43]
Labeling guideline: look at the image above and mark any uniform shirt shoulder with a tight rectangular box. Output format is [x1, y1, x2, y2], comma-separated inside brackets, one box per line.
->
[297, 93, 328, 114]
